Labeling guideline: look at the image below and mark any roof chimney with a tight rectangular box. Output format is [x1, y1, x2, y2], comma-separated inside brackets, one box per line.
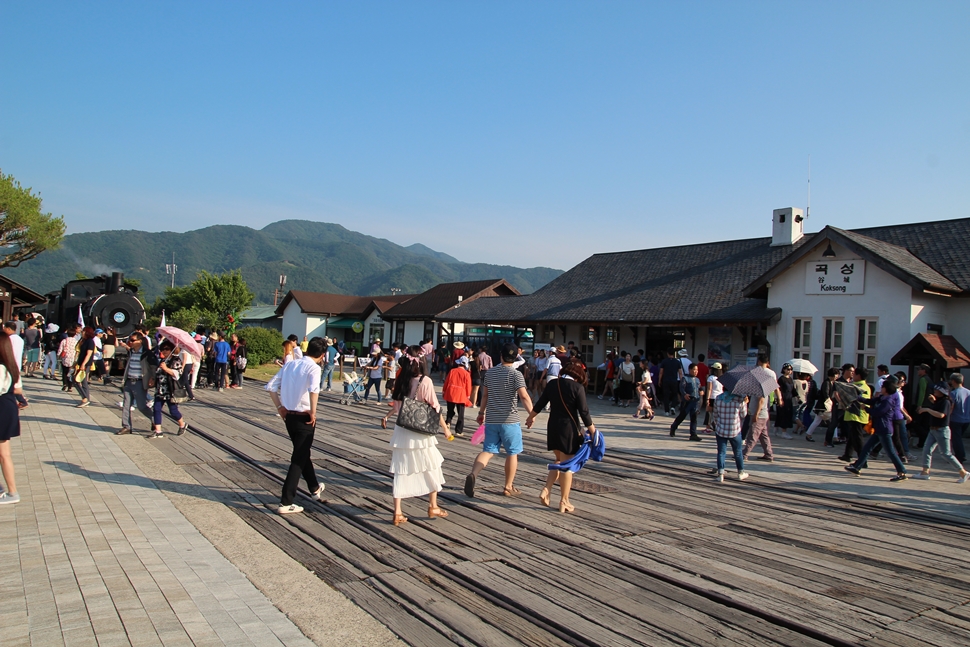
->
[771, 207, 804, 247]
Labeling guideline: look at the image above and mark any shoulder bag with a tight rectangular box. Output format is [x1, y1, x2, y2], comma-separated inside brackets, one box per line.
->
[396, 377, 442, 435]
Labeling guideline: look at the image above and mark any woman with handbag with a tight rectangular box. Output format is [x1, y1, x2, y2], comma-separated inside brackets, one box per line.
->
[150, 340, 189, 439]
[525, 359, 596, 514]
[74, 327, 97, 408]
[0, 330, 23, 504]
[388, 347, 454, 526]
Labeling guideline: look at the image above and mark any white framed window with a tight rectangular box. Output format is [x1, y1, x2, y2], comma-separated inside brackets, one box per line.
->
[856, 318, 878, 372]
[823, 318, 843, 371]
[580, 344, 595, 365]
[605, 327, 620, 343]
[793, 318, 812, 359]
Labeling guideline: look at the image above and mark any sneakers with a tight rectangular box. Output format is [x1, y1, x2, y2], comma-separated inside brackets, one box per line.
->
[597, 395, 604, 400]
[688, 435, 702, 442]
[906, 454, 917, 462]
[844, 465, 861, 476]
[707, 467, 720, 475]
[805, 435, 814, 442]
[0, 492, 21, 505]
[116, 428, 132, 435]
[278, 504, 303, 515]
[176, 425, 186, 436]
[756, 455, 773, 462]
[957, 473, 970, 484]
[913, 473, 931, 480]
[312, 484, 326, 500]
[890, 473, 909, 482]
[781, 432, 793, 440]
[715, 472, 724, 482]
[837, 455, 850, 462]
[737, 472, 749, 481]
[149, 431, 164, 439]
[76, 401, 89, 408]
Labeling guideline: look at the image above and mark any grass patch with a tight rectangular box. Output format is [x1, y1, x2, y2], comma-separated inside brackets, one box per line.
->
[244, 362, 282, 383]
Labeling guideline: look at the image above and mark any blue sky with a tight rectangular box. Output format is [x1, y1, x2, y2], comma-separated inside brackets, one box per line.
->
[3, 2, 968, 270]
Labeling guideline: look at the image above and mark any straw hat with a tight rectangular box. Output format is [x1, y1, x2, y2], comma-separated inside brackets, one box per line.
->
[453, 341, 465, 349]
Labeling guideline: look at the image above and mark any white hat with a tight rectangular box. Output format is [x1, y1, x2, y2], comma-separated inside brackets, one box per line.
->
[453, 341, 465, 349]
[455, 356, 469, 368]
[677, 349, 689, 357]
[46, 323, 60, 333]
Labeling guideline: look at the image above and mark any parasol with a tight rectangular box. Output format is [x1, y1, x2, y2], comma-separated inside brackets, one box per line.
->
[716, 365, 753, 393]
[727, 366, 779, 399]
[156, 326, 205, 359]
[787, 358, 818, 375]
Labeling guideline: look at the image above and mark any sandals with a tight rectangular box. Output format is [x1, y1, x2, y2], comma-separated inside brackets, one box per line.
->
[539, 488, 550, 507]
[428, 507, 449, 519]
[559, 500, 575, 514]
[380, 417, 387, 430]
[393, 514, 408, 526]
[503, 486, 522, 497]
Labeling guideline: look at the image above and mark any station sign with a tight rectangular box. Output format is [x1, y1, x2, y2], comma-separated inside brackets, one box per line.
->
[805, 259, 865, 295]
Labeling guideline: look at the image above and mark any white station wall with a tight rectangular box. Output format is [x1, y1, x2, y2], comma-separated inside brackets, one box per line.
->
[766, 240, 921, 374]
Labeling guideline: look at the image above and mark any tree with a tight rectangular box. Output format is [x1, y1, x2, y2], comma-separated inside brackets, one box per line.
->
[166, 307, 204, 332]
[190, 270, 255, 330]
[0, 171, 66, 269]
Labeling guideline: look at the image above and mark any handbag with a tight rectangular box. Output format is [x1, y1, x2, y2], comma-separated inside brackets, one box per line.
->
[396, 380, 442, 435]
[169, 379, 189, 404]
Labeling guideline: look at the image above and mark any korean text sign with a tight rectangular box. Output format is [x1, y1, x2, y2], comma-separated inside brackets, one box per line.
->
[805, 259, 865, 294]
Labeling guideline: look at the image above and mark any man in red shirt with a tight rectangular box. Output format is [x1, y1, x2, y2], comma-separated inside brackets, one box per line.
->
[695, 354, 709, 386]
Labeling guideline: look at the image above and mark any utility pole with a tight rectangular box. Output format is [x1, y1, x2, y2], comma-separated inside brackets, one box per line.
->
[165, 252, 177, 289]
[274, 275, 287, 306]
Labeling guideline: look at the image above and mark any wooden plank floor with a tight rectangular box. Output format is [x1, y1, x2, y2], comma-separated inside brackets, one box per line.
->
[89, 384, 970, 646]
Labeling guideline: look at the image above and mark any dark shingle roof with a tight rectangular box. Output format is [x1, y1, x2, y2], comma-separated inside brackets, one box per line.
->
[440, 217, 970, 326]
[382, 279, 520, 320]
[441, 237, 800, 325]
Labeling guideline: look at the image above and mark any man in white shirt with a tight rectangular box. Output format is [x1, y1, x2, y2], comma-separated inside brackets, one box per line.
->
[266, 337, 326, 515]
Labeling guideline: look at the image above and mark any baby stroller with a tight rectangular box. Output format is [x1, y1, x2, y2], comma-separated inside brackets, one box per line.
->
[340, 372, 366, 405]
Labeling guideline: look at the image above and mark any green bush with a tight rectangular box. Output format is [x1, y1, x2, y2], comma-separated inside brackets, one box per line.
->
[235, 326, 283, 366]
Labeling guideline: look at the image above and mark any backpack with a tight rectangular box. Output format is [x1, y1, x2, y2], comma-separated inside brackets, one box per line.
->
[236, 356, 247, 370]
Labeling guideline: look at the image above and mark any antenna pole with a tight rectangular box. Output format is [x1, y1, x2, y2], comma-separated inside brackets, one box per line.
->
[805, 155, 812, 218]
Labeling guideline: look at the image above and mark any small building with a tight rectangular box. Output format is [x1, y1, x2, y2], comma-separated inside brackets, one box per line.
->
[275, 291, 414, 354]
[0, 273, 46, 323]
[381, 279, 520, 348]
[237, 306, 283, 331]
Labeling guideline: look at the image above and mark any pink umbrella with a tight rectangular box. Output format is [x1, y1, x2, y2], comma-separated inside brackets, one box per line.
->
[156, 326, 205, 359]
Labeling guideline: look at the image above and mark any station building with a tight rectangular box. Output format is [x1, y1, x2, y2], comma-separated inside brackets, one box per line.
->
[438, 209, 970, 381]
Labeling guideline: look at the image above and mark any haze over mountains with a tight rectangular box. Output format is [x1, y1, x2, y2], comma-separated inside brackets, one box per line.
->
[5, 220, 563, 305]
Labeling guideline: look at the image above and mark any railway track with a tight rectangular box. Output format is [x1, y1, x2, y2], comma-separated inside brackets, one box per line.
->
[133, 383, 966, 647]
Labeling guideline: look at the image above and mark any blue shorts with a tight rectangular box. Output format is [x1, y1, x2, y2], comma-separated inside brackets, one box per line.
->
[483, 423, 523, 455]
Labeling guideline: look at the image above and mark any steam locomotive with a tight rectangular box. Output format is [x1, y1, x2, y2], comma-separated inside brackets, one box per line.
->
[44, 272, 146, 337]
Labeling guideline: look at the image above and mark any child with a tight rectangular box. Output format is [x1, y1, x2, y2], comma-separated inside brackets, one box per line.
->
[633, 382, 655, 420]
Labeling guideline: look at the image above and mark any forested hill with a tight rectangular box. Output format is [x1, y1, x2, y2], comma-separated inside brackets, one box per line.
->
[5, 220, 563, 304]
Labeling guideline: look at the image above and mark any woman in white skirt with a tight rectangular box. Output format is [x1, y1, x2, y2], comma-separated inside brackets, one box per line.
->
[388, 347, 454, 526]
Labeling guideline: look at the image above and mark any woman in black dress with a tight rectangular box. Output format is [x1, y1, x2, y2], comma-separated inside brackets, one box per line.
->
[526, 360, 596, 513]
[0, 331, 22, 504]
[774, 363, 795, 439]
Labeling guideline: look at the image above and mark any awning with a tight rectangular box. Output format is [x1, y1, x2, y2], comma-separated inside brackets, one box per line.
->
[891, 333, 970, 369]
[325, 317, 358, 329]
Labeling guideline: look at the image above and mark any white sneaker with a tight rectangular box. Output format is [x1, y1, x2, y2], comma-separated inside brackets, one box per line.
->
[597, 395, 604, 400]
[715, 472, 724, 482]
[737, 472, 749, 481]
[957, 473, 970, 484]
[312, 484, 326, 500]
[913, 473, 930, 480]
[0, 492, 21, 505]
[278, 504, 303, 515]
[781, 432, 793, 440]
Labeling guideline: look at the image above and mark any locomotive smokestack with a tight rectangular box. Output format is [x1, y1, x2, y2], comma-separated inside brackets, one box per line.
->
[108, 272, 124, 293]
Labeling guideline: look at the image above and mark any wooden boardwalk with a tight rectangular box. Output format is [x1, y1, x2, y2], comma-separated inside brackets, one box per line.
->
[89, 384, 970, 647]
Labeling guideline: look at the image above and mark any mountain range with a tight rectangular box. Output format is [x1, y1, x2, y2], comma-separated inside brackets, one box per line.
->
[4, 220, 563, 305]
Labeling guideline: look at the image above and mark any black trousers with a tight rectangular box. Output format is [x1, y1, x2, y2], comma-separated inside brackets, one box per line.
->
[670, 401, 698, 436]
[840, 420, 867, 461]
[662, 382, 680, 412]
[281, 412, 320, 506]
[446, 402, 465, 435]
